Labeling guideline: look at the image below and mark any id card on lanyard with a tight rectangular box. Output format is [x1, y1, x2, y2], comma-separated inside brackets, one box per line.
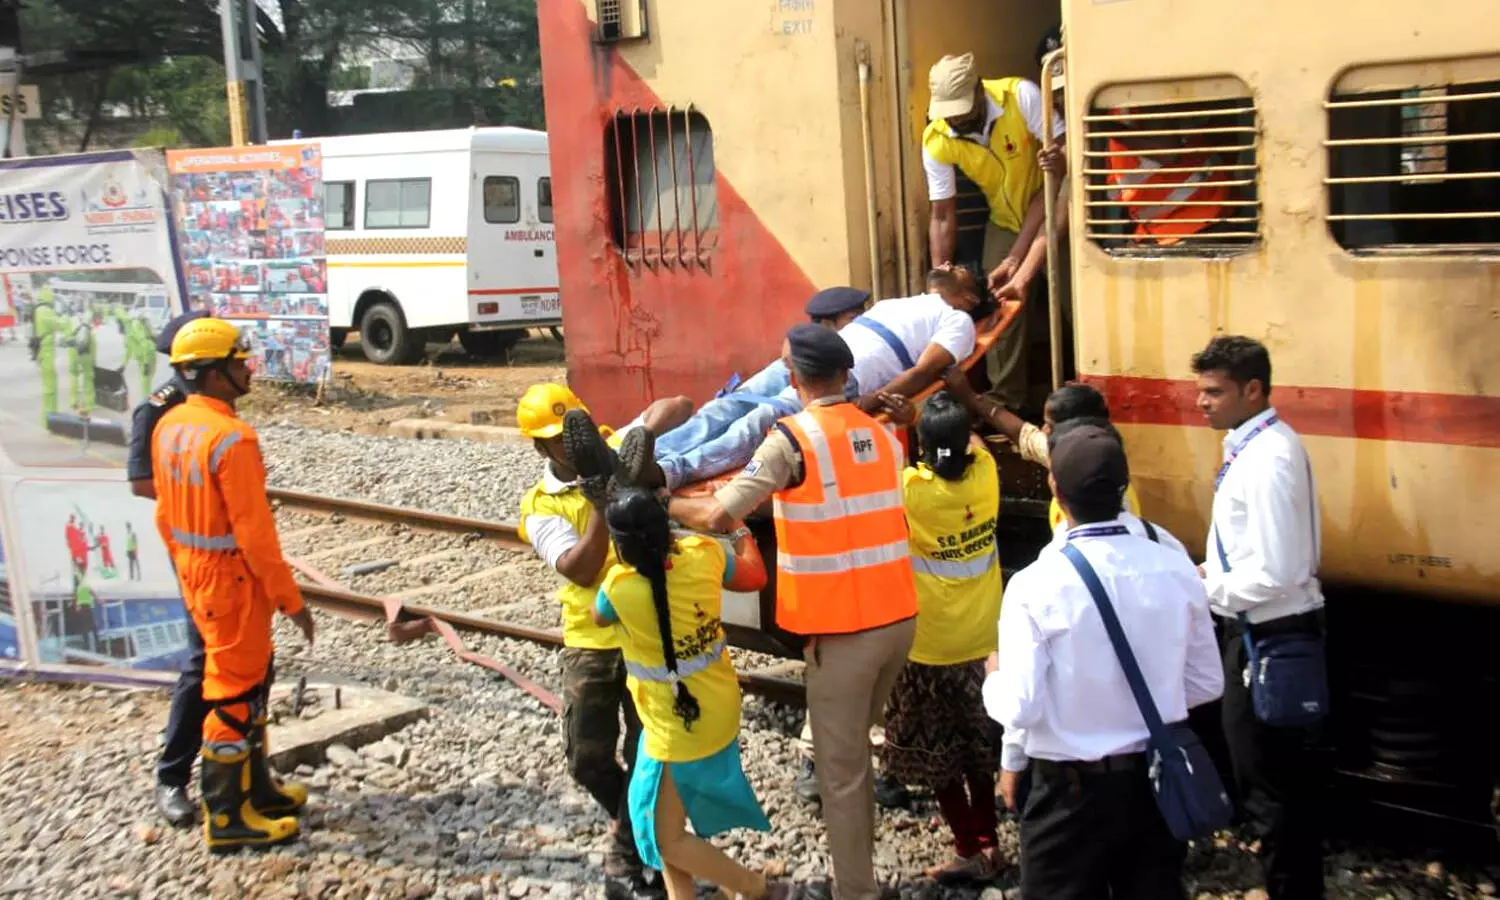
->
[1210, 413, 1318, 574]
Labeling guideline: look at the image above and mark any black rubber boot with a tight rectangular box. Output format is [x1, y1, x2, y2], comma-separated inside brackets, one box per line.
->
[155, 783, 196, 828]
[248, 720, 307, 816]
[200, 742, 300, 853]
[562, 408, 618, 480]
[615, 427, 655, 488]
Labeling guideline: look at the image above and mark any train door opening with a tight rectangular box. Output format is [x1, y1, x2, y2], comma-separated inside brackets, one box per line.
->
[893, 0, 1066, 555]
[895, 0, 1069, 417]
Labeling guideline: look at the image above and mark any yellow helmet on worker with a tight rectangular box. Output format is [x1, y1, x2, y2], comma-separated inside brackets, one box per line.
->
[170, 317, 252, 366]
[517, 383, 587, 439]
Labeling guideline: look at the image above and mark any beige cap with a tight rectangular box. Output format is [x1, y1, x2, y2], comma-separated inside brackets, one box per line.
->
[928, 53, 979, 121]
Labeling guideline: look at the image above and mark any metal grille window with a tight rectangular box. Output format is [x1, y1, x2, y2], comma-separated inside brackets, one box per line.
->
[364, 178, 431, 229]
[605, 107, 719, 269]
[325, 181, 354, 230]
[1083, 78, 1260, 257]
[483, 176, 520, 224]
[1326, 58, 1500, 252]
[538, 177, 554, 224]
[593, 0, 646, 42]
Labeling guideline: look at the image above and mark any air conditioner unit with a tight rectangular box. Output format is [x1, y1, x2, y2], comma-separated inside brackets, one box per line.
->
[590, 0, 648, 43]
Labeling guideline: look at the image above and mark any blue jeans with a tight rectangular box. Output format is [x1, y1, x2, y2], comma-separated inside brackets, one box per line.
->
[653, 361, 858, 490]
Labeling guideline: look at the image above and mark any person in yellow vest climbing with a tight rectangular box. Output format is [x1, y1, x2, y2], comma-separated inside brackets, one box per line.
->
[592, 488, 789, 900]
[923, 51, 1065, 411]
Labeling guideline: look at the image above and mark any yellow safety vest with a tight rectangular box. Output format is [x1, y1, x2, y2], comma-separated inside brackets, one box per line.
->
[601, 536, 741, 762]
[902, 453, 1003, 666]
[922, 77, 1045, 234]
[1048, 483, 1143, 531]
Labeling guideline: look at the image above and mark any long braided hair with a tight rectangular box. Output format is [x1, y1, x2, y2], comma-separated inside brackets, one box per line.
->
[605, 488, 701, 731]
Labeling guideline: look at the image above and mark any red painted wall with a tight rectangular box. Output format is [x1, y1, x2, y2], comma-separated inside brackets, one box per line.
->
[537, 0, 817, 427]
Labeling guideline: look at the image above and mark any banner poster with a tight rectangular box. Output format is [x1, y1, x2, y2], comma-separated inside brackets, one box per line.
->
[0, 149, 192, 684]
[167, 144, 330, 384]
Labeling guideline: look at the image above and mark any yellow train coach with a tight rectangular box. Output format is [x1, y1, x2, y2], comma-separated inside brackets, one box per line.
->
[538, 0, 1500, 831]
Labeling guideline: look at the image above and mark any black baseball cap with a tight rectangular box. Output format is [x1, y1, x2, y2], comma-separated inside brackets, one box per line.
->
[1050, 424, 1129, 510]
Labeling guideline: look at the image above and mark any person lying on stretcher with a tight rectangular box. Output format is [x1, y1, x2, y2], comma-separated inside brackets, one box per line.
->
[564, 266, 994, 497]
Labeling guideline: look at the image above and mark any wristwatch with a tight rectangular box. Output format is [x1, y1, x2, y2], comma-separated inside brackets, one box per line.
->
[729, 526, 752, 543]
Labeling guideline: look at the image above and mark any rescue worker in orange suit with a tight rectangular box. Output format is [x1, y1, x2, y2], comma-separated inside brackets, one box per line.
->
[1102, 104, 1234, 246]
[669, 324, 918, 900]
[152, 317, 317, 852]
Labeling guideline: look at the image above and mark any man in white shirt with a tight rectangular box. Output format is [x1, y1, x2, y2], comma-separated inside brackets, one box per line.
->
[985, 425, 1222, 900]
[618, 268, 986, 491]
[923, 52, 1065, 410]
[1191, 335, 1326, 900]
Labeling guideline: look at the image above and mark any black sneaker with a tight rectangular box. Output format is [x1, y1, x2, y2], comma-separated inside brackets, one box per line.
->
[794, 757, 820, 805]
[874, 772, 910, 810]
[563, 408, 618, 481]
[616, 427, 656, 488]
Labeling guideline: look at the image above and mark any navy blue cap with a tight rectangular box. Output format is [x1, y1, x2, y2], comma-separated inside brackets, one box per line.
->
[804, 286, 870, 320]
[155, 308, 212, 355]
[786, 323, 855, 379]
[1051, 424, 1129, 509]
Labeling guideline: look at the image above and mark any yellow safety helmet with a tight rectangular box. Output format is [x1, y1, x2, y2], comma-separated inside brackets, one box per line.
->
[517, 383, 587, 439]
[36, 286, 53, 304]
[170, 317, 251, 366]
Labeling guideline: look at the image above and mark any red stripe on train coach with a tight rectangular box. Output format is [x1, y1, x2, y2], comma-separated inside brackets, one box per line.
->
[1085, 374, 1500, 449]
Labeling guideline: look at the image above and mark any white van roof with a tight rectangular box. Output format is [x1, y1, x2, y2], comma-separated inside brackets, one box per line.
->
[278, 126, 549, 158]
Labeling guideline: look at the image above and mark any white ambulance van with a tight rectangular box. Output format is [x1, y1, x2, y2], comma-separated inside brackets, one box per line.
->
[309, 127, 561, 364]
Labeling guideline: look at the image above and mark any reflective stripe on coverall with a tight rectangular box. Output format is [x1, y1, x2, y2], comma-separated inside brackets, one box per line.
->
[152, 394, 303, 743]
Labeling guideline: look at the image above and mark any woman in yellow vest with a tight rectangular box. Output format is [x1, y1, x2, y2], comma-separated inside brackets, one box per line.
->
[880, 392, 1005, 884]
[594, 489, 790, 900]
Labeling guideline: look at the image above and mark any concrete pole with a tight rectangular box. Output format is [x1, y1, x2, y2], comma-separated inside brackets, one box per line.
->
[220, 0, 268, 145]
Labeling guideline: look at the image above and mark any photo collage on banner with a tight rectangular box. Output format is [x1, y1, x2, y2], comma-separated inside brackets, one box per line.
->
[0, 149, 191, 678]
[167, 144, 330, 384]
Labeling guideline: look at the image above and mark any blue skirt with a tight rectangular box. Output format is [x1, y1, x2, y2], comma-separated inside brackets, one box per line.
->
[627, 734, 772, 871]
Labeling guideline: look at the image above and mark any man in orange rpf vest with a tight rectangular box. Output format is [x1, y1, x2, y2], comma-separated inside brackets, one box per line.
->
[152, 317, 317, 853]
[669, 324, 918, 900]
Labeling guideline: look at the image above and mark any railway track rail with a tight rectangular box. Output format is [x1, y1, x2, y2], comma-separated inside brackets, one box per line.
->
[269, 488, 807, 708]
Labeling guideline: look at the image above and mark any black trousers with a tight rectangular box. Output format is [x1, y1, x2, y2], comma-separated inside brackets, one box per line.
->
[1020, 757, 1186, 900]
[156, 613, 209, 787]
[1222, 614, 1326, 900]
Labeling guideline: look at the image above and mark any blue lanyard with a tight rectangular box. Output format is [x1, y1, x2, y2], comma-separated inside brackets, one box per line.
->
[1067, 524, 1129, 541]
[1215, 414, 1279, 490]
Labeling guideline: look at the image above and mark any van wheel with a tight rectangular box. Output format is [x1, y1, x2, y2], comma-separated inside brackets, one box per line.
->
[360, 302, 416, 365]
[459, 329, 524, 358]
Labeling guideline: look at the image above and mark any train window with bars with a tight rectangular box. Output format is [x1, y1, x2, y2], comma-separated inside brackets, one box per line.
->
[325, 181, 354, 230]
[365, 178, 431, 229]
[538, 177, 554, 224]
[1083, 77, 1261, 257]
[483, 176, 521, 224]
[604, 108, 719, 268]
[1326, 57, 1500, 252]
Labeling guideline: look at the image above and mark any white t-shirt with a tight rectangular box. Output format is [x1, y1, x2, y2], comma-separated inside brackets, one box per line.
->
[923, 79, 1065, 202]
[840, 293, 976, 396]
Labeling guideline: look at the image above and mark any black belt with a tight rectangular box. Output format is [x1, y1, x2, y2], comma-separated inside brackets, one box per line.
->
[1224, 608, 1324, 640]
[1033, 750, 1148, 779]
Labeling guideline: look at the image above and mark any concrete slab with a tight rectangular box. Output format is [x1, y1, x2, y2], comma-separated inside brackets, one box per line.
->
[386, 419, 526, 444]
[264, 680, 429, 772]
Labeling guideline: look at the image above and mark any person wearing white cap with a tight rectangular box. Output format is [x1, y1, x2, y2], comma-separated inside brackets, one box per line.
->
[922, 51, 1064, 412]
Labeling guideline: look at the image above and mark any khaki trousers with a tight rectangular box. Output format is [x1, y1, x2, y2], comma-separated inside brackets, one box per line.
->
[982, 222, 1030, 410]
[804, 617, 917, 900]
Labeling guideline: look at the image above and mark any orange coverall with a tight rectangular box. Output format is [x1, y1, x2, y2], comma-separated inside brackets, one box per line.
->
[152, 395, 303, 744]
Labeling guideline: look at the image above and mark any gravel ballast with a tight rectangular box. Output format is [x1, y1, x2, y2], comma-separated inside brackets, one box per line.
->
[2, 426, 1495, 898]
